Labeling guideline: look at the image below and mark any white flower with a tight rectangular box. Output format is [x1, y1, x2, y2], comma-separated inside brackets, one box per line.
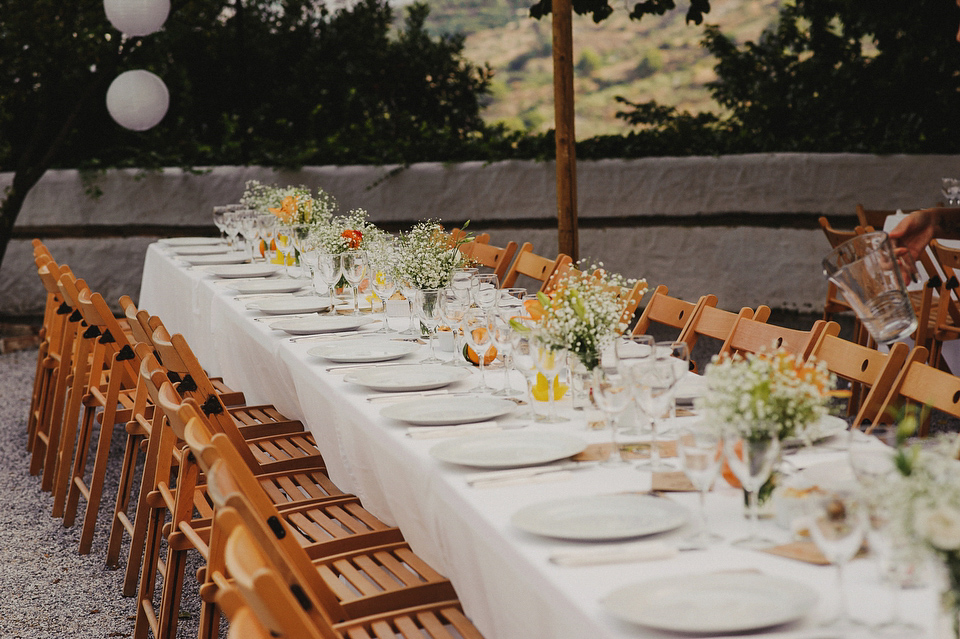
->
[917, 505, 960, 551]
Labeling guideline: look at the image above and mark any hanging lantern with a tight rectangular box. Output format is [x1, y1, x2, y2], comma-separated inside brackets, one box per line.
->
[103, 0, 170, 37]
[106, 70, 170, 131]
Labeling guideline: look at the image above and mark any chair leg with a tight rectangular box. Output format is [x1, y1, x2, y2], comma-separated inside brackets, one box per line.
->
[156, 546, 189, 639]
[68, 404, 117, 553]
[26, 342, 50, 451]
[134, 503, 166, 639]
[106, 432, 142, 568]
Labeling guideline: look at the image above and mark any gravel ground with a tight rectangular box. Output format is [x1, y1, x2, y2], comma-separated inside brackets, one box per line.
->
[0, 349, 209, 639]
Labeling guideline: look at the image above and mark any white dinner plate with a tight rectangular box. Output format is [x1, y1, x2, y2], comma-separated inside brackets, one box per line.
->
[170, 245, 230, 256]
[430, 432, 587, 469]
[601, 573, 818, 634]
[380, 396, 517, 426]
[226, 279, 306, 295]
[158, 237, 223, 247]
[310, 341, 421, 364]
[511, 493, 687, 540]
[272, 316, 376, 335]
[344, 364, 470, 390]
[783, 414, 848, 447]
[181, 252, 249, 266]
[250, 296, 332, 315]
[203, 264, 283, 279]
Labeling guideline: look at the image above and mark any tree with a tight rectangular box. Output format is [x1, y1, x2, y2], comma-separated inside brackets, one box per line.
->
[0, 0, 494, 269]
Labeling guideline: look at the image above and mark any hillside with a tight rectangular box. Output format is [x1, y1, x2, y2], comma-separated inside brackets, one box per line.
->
[423, 0, 784, 138]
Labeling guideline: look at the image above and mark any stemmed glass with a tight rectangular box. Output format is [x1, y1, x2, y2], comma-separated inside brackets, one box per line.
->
[439, 289, 467, 365]
[449, 268, 478, 365]
[368, 256, 397, 332]
[723, 429, 782, 549]
[473, 274, 499, 310]
[807, 487, 868, 630]
[312, 253, 342, 315]
[531, 333, 569, 423]
[676, 424, 724, 548]
[509, 329, 538, 420]
[340, 251, 367, 315]
[257, 215, 279, 263]
[489, 313, 521, 396]
[463, 308, 495, 392]
[629, 355, 678, 471]
[223, 211, 242, 250]
[275, 225, 296, 277]
[415, 288, 444, 364]
[212, 206, 229, 243]
[289, 224, 312, 279]
[593, 361, 633, 467]
[238, 211, 260, 260]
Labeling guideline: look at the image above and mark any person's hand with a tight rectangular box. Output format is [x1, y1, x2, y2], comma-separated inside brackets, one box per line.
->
[888, 209, 938, 282]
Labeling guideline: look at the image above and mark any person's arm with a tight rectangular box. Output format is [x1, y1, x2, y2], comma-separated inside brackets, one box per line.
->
[888, 207, 960, 280]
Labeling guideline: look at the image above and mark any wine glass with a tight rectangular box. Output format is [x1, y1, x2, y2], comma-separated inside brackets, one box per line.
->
[531, 333, 569, 423]
[222, 210, 242, 249]
[463, 307, 495, 392]
[676, 424, 724, 548]
[312, 253, 342, 315]
[238, 211, 260, 260]
[275, 225, 296, 277]
[451, 268, 478, 305]
[723, 430, 782, 549]
[289, 224, 313, 279]
[212, 206, 229, 243]
[489, 313, 521, 396]
[439, 288, 468, 366]
[473, 274, 499, 310]
[509, 329, 538, 420]
[368, 256, 397, 332]
[257, 215, 278, 262]
[415, 288, 444, 364]
[807, 487, 868, 630]
[340, 251, 367, 316]
[593, 364, 632, 467]
[629, 355, 678, 471]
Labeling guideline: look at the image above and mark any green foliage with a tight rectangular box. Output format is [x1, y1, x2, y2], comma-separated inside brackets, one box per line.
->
[576, 48, 603, 75]
[528, 0, 710, 25]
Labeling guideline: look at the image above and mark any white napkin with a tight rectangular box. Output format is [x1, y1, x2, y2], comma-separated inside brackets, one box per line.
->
[405, 422, 500, 440]
[549, 541, 678, 566]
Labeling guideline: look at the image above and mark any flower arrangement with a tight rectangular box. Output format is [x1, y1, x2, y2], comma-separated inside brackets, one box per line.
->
[394, 221, 470, 290]
[873, 414, 960, 638]
[697, 347, 834, 442]
[309, 208, 384, 254]
[526, 265, 643, 370]
[240, 180, 336, 225]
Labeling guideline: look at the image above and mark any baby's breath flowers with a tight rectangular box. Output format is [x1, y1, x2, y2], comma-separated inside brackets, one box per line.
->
[697, 347, 834, 442]
[395, 221, 470, 289]
[533, 265, 644, 370]
[240, 180, 336, 225]
[310, 208, 384, 254]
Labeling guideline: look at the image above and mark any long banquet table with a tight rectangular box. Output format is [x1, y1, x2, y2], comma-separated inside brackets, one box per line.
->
[140, 242, 936, 639]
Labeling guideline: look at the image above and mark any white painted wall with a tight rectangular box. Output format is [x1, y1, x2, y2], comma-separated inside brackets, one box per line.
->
[3, 153, 958, 316]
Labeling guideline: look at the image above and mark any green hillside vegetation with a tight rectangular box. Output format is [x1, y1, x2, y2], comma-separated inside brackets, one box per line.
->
[423, 0, 783, 138]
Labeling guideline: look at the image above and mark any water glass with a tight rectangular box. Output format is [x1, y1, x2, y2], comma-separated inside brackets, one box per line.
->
[593, 366, 632, 466]
[629, 356, 677, 471]
[807, 487, 868, 630]
[312, 253, 342, 314]
[489, 313, 521, 396]
[238, 211, 260, 260]
[677, 425, 723, 548]
[257, 215, 279, 263]
[369, 261, 397, 332]
[473, 274, 500, 310]
[463, 308, 495, 391]
[416, 288, 444, 364]
[275, 226, 296, 276]
[823, 231, 917, 345]
[341, 251, 367, 315]
[212, 206, 229, 243]
[439, 288, 468, 365]
[723, 430, 781, 549]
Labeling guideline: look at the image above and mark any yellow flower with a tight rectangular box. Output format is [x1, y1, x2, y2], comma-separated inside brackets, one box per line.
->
[531, 373, 568, 401]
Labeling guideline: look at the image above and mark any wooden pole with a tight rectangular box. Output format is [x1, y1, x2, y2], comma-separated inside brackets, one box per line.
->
[551, 0, 579, 261]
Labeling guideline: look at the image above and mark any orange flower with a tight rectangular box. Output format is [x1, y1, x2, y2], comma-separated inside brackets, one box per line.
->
[268, 195, 299, 223]
[341, 229, 363, 249]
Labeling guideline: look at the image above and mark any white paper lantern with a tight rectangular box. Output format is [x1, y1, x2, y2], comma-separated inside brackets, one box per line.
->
[103, 0, 171, 37]
[106, 70, 170, 131]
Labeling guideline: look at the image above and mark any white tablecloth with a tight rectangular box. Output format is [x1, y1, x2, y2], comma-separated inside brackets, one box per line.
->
[140, 242, 936, 639]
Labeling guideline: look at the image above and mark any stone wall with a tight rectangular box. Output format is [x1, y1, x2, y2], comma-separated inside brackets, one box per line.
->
[3, 153, 957, 317]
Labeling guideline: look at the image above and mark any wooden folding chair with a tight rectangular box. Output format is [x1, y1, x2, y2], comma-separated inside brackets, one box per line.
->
[631, 285, 713, 342]
[500, 242, 572, 292]
[211, 505, 483, 639]
[923, 240, 960, 370]
[460, 239, 518, 282]
[818, 217, 859, 322]
[719, 318, 840, 361]
[871, 346, 960, 437]
[27, 244, 60, 449]
[807, 332, 911, 428]
[183, 404, 458, 636]
[677, 302, 766, 371]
